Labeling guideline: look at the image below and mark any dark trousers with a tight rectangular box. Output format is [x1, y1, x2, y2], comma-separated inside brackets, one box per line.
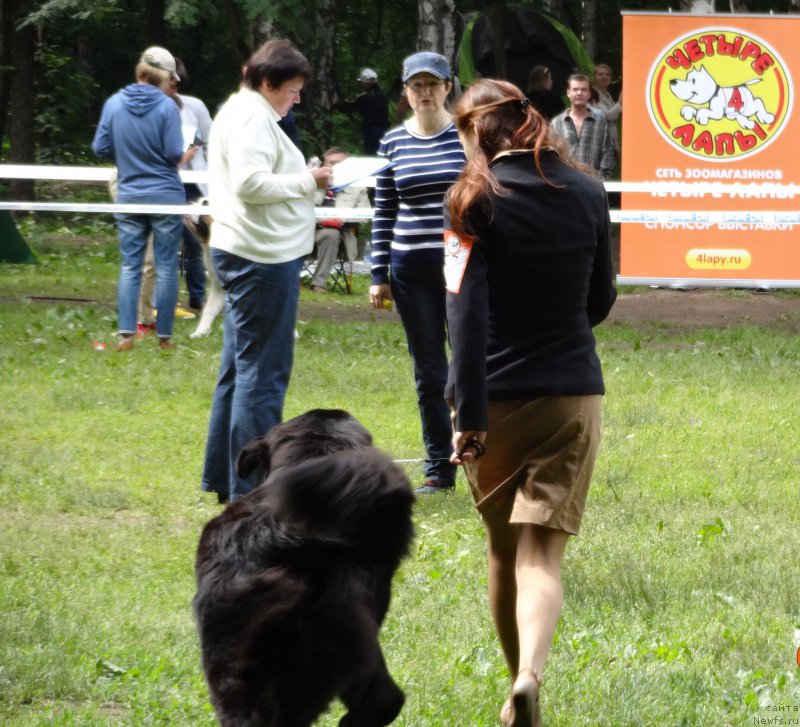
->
[391, 261, 456, 484]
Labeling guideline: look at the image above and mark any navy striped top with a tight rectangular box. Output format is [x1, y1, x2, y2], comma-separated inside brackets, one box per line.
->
[370, 121, 466, 284]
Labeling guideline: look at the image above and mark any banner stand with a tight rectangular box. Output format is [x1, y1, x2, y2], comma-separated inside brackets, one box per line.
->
[621, 12, 800, 288]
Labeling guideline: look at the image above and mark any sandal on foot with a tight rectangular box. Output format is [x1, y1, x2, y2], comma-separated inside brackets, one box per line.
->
[503, 669, 541, 727]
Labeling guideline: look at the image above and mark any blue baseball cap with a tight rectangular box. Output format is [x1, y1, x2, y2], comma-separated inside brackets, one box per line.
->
[402, 52, 451, 82]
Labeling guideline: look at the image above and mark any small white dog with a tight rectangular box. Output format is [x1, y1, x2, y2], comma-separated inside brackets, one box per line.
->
[185, 206, 225, 339]
[669, 65, 775, 130]
[186, 211, 300, 341]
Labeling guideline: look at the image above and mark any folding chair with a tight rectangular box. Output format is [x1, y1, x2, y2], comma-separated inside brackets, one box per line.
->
[301, 245, 353, 294]
[329, 255, 353, 294]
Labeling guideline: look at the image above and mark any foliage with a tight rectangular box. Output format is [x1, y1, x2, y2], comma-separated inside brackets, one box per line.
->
[19, 0, 120, 27]
[34, 45, 99, 164]
[3, 0, 800, 181]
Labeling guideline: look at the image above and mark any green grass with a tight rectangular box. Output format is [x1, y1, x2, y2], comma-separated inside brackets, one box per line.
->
[1, 231, 799, 725]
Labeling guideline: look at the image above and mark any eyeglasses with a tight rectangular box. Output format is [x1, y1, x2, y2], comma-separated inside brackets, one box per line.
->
[406, 80, 445, 93]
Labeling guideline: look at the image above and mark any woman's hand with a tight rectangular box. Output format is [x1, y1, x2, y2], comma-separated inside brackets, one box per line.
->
[179, 145, 199, 168]
[369, 283, 393, 309]
[451, 430, 487, 465]
[310, 165, 333, 189]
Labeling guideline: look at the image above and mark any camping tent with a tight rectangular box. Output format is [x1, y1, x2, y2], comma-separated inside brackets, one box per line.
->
[457, 5, 594, 95]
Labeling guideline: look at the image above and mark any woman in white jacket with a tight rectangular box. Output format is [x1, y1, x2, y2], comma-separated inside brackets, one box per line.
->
[201, 39, 332, 504]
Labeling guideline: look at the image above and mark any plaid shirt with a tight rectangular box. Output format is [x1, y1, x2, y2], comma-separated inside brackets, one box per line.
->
[550, 109, 615, 180]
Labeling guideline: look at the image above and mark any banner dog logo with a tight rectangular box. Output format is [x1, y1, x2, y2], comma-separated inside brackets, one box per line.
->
[669, 65, 774, 129]
[647, 27, 792, 161]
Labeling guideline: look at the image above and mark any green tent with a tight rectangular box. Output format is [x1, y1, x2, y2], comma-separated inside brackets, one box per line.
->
[457, 5, 595, 94]
[0, 211, 36, 263]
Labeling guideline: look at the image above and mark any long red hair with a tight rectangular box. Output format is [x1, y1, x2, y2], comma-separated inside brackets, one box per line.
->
[448, 79, 573, 238]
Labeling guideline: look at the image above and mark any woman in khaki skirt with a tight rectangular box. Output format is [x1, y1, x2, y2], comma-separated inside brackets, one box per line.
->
[443, 79, 617, 726]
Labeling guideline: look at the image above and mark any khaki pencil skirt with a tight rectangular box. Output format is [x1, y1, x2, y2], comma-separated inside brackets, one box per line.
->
[460, 396, 602, 535]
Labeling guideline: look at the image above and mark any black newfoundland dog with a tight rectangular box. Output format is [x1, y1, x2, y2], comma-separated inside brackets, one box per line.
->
[194, 409, 415, 727]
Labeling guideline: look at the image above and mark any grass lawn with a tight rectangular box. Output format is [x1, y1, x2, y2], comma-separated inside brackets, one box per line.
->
[1, 227, 798, 726]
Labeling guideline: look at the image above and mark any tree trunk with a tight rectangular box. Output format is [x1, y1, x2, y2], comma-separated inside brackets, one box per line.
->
[366, 0, 386, 60]
[297, 0, 336, 155]
[416, 0, 456, 61]
[223, 0, 251, 60]
[680, 0, 714, 11]
[252, 12, 276, 50]
[582, 0, 597, 62]
[541, 0, 565, 19]
[146, 0, 166, 45]
[0, 0, 14, 157]
[8, 1, 35, 202]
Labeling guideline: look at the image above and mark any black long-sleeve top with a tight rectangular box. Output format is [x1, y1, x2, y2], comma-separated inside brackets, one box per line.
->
[445, 150, 617, 431]
[336, 90, 389, 129]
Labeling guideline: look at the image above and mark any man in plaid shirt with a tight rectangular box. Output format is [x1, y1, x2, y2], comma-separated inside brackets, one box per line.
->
[550, 74, 615, 180]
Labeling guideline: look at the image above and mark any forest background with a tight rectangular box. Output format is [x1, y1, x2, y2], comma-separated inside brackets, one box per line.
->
[3, 0, 800, 205]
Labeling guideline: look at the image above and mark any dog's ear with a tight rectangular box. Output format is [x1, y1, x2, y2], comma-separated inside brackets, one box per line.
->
[236, 437, 271, 479]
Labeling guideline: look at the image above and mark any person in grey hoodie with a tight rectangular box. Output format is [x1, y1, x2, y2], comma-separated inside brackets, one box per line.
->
[92, 46, 187, 351]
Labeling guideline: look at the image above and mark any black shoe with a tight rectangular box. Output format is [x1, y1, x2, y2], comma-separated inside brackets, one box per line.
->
[415, 479, 454, 495]
[189, 297, 205, 312]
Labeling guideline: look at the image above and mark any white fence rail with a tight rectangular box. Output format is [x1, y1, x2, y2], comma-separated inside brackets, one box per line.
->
[6, 164, 800, 287]
[3, 164, 800, 224]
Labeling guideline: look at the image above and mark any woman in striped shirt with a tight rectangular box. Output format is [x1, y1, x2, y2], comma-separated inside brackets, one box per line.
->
[369, 52, 466, 494]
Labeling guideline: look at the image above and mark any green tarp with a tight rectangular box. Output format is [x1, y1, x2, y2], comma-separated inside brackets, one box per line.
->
[0, 211, 36, 263]
[457, 5, 595, 94]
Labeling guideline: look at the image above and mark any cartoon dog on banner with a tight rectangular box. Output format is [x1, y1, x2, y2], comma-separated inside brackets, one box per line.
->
[669, 65, 775, 130]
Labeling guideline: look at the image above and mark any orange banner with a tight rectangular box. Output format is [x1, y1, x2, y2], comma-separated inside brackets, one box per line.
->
[621, 13, 800, 286]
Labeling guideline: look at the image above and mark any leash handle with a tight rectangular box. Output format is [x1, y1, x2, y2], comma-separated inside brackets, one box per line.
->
[456, 438, 485, 460]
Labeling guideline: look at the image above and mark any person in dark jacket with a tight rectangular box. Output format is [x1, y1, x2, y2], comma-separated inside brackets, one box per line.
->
[444, 79, 616, 727]
[525, 65, 564, 121]
[92, 46, 187, 351]
[336, 67, 389, 154]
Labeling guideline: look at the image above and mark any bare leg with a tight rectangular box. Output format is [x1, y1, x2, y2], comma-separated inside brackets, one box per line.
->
[484, 508, 569, 678]
[484, 509, 520, 674]
[515, 523, 569, 678]
[489, 519, 569, 727]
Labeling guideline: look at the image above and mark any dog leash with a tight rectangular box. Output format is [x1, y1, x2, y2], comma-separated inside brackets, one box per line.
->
[393, 457, 451, 463]
[393, 439, 485, 464]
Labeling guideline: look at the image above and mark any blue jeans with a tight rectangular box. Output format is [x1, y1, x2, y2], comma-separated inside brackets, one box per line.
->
[202, 250, 304, 502]
[391, 261, 456, 484]
[115, 213, 183, 337]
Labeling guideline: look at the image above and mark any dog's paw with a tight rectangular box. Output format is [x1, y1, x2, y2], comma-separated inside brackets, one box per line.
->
[735, 115, 755, 130]
[695, 109, 713, 125]
[681, 105, 697, 121]
[190, 327, 211, 339]
[756, 111, 775, 125]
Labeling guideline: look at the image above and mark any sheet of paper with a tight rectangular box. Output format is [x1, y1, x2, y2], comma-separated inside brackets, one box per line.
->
[182, 125, 198, 150]
[331, 156, 394, 191]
